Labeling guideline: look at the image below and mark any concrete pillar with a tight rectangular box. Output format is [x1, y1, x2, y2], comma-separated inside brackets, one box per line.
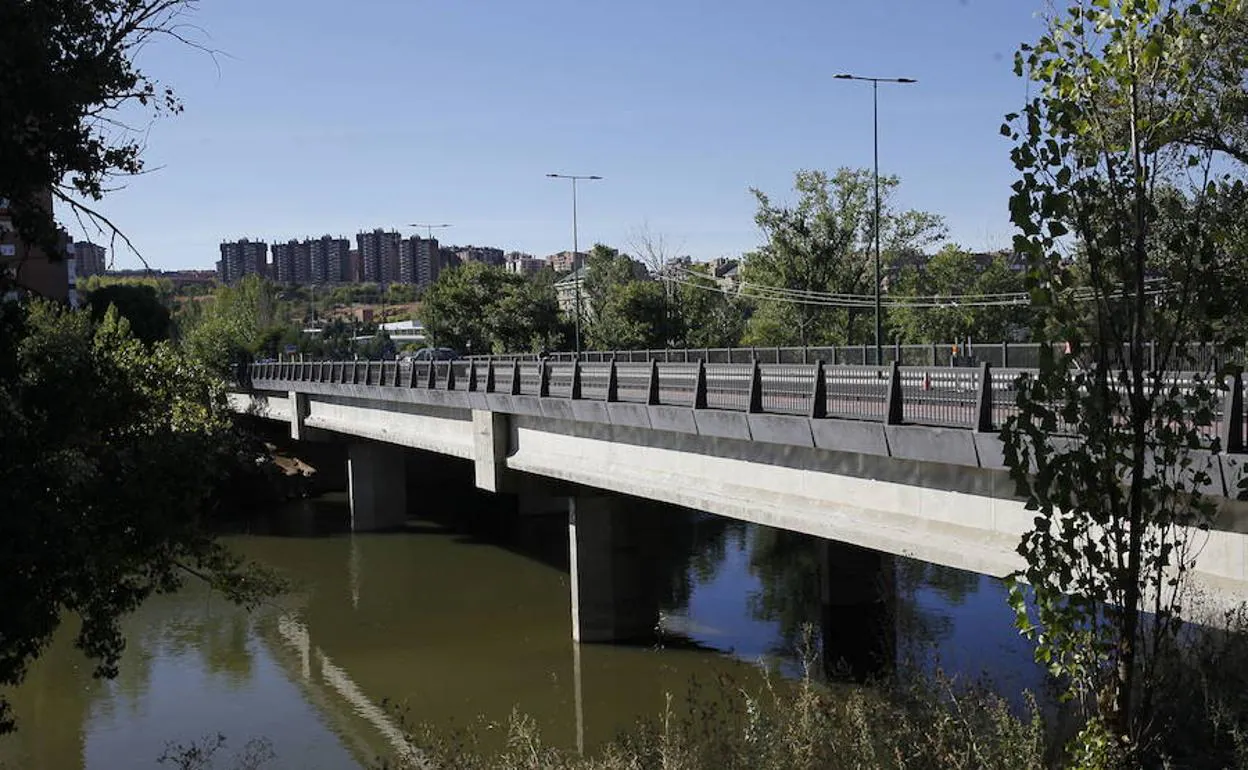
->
[347, 443, 407, 532]
[820, 540, 895, 681]
[289, 391, 309, 440]
[472, 409, 508, 492]
[569, 496, 661, 643]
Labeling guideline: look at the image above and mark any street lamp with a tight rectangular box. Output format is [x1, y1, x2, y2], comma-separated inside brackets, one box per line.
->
[833, 73, 916, 367]
[408, 223, 451, 240]
[546, 173, 603, 357]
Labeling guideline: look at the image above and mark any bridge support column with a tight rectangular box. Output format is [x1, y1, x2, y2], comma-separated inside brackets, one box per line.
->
[289, 391, 309, 440]
[347, 443, 407, 532]
[820, 541, 895, 681]
[472, 410, 508, 492]
[569, 496, 661, 643]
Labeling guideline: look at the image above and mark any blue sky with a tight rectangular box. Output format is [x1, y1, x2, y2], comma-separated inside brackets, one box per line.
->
[77, 0, 1047, 271]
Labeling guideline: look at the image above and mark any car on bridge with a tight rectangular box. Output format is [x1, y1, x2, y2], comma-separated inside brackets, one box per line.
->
[405, 347, 461, 362]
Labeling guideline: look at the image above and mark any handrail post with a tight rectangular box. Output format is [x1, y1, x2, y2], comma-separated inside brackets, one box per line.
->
[975, 362, 994, 432]
[571, 360, 583, 400]
[539, 360, 551, 397]
[606, 360, 619, 402]
[426, 361, 437, 389]
[810, 360, 827, 419]
[446, 361, 457, 391]
[511, 361, 522, 395]
[1002, 341, 1010, 369]
[747, 359, 763, 413]
[1222, 369, 1244, 453]
[694, 360, 708, 409]
[647, 360, 661, 405]
[468, 360, 478, 392]
[485, 360, 496, 393]
[885, 360, 903, 425]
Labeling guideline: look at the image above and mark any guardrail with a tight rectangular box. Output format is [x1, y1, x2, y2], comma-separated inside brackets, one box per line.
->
[249, 358, 1248, 447]
[250, 359, 1034, 432]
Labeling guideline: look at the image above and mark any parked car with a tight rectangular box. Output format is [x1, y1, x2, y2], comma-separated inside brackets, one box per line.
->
[408, 347, 461, 362]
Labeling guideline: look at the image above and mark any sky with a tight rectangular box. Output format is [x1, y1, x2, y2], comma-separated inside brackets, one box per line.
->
[76, 0, 1049, 271]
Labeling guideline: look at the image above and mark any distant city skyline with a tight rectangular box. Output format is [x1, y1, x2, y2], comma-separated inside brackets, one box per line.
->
[58, 1, 1044, 271]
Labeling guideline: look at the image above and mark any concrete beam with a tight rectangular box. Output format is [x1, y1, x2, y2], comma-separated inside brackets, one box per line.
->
[347, 443, 407, 532]
[569, 496, 660, 643]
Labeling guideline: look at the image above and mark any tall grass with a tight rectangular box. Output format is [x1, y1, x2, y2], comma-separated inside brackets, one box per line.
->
[378, 650, 1048, 770]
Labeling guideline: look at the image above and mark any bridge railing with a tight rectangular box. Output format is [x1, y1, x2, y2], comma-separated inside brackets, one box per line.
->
[247, 358, 1247, 445]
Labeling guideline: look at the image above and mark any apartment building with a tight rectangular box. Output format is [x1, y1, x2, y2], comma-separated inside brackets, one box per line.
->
[546, 250, 587, 273]
[398, 236, 442, 287]
[506, 252, 547, 276]
[1, 193, 75, 304]
[218, 239, 269, 284]
[456, 245, 505, 268]
[74, 241, 108, 277]
[356, 229, 401, 283]
[309, 236, 351, 283]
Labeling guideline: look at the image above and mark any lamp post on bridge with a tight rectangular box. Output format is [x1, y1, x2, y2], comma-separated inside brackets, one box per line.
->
[547, 173, 602, 358]
[833, 73, 917, 367]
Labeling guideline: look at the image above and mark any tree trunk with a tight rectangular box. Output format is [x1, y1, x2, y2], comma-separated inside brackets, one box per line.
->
[1114, 44, 1150, 749]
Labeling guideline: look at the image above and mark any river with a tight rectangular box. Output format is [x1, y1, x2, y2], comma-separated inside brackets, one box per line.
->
[0, 493, 1046, 769]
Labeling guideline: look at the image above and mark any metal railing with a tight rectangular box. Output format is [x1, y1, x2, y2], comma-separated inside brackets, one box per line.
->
[245, 357, 1248, 445]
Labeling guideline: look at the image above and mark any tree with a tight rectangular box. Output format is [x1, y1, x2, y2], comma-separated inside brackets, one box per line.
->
[742, 169, 946, 347]
[1001, 0, 1247, 758]
[0, 0, 198, 259]
[889, 245, 1027, 343]
[422, 262, 564, 354]
[673, 264, 746, 348]
[181, 276, 284, 376]
[0, 301, 280, 733]
[581, 244, 674, 350]
[85, 283, 171, 345]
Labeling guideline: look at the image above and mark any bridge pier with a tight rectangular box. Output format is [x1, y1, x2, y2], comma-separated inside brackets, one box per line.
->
[821, 541, 896, 681]
[288, 391, 309, 440]
[569, 496, 661, 643]
[347, 443, 407, 532]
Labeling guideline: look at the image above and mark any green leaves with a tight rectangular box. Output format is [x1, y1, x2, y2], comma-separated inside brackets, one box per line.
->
[1001, 0, 1244, 747]
[743, 168, 946, 347]
[0, 0, 197, 254]
[0, 299, 276, 733]
[423, 261, 564, 354]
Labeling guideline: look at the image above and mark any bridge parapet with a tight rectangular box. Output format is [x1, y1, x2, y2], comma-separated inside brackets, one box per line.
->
[248, 358, 1247, 446]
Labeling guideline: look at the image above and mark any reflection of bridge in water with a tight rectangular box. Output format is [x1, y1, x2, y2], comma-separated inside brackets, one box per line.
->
[270, 612, 428, 767]
[243, 523, 787, 763]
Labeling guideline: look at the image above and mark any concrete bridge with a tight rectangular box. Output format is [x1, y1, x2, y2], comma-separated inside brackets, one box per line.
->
[231, 357, 1248, 651]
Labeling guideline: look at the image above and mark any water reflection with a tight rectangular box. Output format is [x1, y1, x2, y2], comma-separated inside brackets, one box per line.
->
[1, 493, 1046, 769]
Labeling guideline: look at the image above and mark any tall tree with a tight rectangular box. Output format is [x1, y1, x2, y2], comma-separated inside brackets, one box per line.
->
[0, 302, 280, 732]
[674, 264, 747, 348]
[1001, 0, 1247, 759]
[86, 283, 172, 345]
[0, 0, 197, 258]
[581, 244, 675, 350]
[422, 262, 564, 354]
[742, 169, 945, 347]
[889, 246, 1027, 343]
